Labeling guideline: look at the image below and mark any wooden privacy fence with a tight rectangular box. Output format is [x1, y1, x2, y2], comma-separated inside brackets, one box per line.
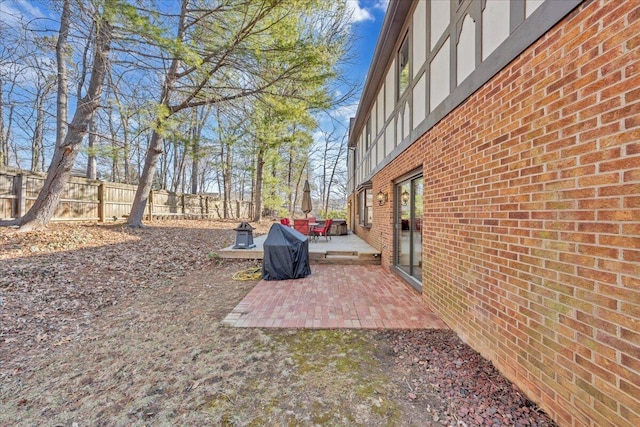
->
[0, 167, 252, 222]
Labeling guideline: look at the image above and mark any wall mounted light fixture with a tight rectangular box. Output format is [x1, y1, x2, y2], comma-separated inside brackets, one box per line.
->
[401, 190, 410, 206]
[377, 190, 388, 206]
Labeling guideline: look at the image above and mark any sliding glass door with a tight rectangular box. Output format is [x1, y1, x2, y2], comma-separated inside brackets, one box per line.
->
[395, 175, 423, 291]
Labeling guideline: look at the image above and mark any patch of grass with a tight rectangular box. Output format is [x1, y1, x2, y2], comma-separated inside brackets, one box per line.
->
[273, 330, 402, 426]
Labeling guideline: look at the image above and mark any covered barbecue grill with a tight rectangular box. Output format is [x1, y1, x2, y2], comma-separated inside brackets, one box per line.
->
[262, 223, 311, 280]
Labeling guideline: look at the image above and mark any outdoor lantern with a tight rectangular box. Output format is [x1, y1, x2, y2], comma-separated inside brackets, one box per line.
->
[376, 190, 388, 206]
[232, 222, 256, 249]
[401, 190, 410, 206]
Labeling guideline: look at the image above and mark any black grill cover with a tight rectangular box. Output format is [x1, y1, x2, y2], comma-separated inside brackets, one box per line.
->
[262, 223, 311, 280]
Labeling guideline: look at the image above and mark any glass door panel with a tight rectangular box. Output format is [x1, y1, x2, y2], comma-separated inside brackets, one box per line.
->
[394, 175, 423, 291]
[397, 182, 411, 277]
[412, 179, 423, 282]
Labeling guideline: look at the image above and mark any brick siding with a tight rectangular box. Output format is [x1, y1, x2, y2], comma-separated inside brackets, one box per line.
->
[366, 1, 640, 426]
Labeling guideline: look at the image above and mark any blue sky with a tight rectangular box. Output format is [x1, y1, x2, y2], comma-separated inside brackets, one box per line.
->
[337, 0, 388, 122]
[347, 0, 388, 81]
[0, 0, 387, 87]
[1, 0, 387, 118]
[0, 0, 388, 171]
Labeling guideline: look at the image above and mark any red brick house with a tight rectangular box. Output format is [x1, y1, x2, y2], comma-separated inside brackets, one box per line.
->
[347, 1, 640, 425]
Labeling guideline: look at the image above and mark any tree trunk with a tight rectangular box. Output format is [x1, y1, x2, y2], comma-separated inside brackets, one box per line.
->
[5, 97, 15, 167]
[287, 145, 293, 217]
[292, 159, 307, 219]
[127, 129, 164, 226]
[324, 140, 345, 215]
[0, 80, 6, 167]
[55, 0, 70, 150]
[127, 0, 188, 227]
[32, 84, 51, 172]
[86, 111, 97, 179]
[190, 137, 199, 194]
[160, 139, 168, 189]
[111, 139, 118, 181]
[123, 125, 130, 183]
[253, 145, 265, 222]
[13, 12, 112, 230]
[190, 106, 210, 194]
[223, 141, 232, 218]
[172, 138, 187, 193]
[108, 105, 119, 181]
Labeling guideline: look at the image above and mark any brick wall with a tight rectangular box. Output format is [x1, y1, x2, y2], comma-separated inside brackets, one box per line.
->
[369, 1, 640, 426]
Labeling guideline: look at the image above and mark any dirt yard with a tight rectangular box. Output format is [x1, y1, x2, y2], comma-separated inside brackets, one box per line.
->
[0, 220, 557, 426]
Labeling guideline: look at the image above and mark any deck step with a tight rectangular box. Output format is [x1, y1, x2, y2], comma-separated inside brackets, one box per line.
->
[310, 251, 381, 265]
[218, 234, 381, 265]
[325, 251, 359, 257]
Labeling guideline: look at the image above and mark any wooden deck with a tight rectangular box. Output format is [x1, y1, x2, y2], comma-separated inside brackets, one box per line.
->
[218, 232, 381, 265]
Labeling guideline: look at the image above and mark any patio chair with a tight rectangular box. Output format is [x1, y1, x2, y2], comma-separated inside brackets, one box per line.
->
[311, 219, 333, 242]
[293, 219, 308, 235]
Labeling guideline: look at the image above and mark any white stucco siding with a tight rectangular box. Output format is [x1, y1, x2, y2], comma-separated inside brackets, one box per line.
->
[385, 122, 395, 155]
[396, 112, 402, 145]
[526, 0, 544, 17]
[412, 1, 427, 78]
[430, 0, 450, 49]
[376, 133, 385, 165]
[371, 102, 377, 140]
[412, 72, 426, 130]
[377, 89, 385, 134]
[457, 14, 476, 85]
[430, 37, 450, 112]
[482, 0, 510, 61]
[403, 101, 410, 141]
[385, 59, 396, 119]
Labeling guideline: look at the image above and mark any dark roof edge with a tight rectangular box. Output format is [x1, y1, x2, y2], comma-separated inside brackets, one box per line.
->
[348, 0, 413, 147]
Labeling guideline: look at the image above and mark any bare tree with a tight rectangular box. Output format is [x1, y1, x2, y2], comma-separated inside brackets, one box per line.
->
[86, 112, 98, 179]
[189, 104, 212, 194]
[0, 80, 6, 166]
[128, 0, 320, 226]
[76, 20, 97, 179]
[55, 0, 71, 149]
[31, 75, 55, 172]
[0, 46, 23, 168]
[1, 4, 113, 230]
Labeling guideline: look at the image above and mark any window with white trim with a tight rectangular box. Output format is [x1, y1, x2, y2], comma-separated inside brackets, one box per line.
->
[359, 188, 373, 227]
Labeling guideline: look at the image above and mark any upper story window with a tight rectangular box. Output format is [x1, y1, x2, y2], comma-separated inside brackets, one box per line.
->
[398, 33, 410, 98]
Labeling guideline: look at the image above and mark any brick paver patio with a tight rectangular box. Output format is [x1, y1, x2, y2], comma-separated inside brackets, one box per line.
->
[223, 265, 448, 329]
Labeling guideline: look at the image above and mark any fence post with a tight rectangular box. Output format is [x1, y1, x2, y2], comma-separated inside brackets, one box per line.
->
[17, 173, 27, 217]
[98, 183, 105, 222]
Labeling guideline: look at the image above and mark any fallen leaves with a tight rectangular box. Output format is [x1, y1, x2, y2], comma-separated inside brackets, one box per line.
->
[0, 220, 269, 378]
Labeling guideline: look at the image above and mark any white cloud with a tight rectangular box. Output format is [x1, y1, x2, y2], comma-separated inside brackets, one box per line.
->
[374, 0, 389, 12]
[312, 129, 325, 143]
[0, 0, 47, 25]
[0, 2, 24, 25]
[333, 103, 359, 121]
[346, 0, 374, 24]
[16, 0, 47, 20]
